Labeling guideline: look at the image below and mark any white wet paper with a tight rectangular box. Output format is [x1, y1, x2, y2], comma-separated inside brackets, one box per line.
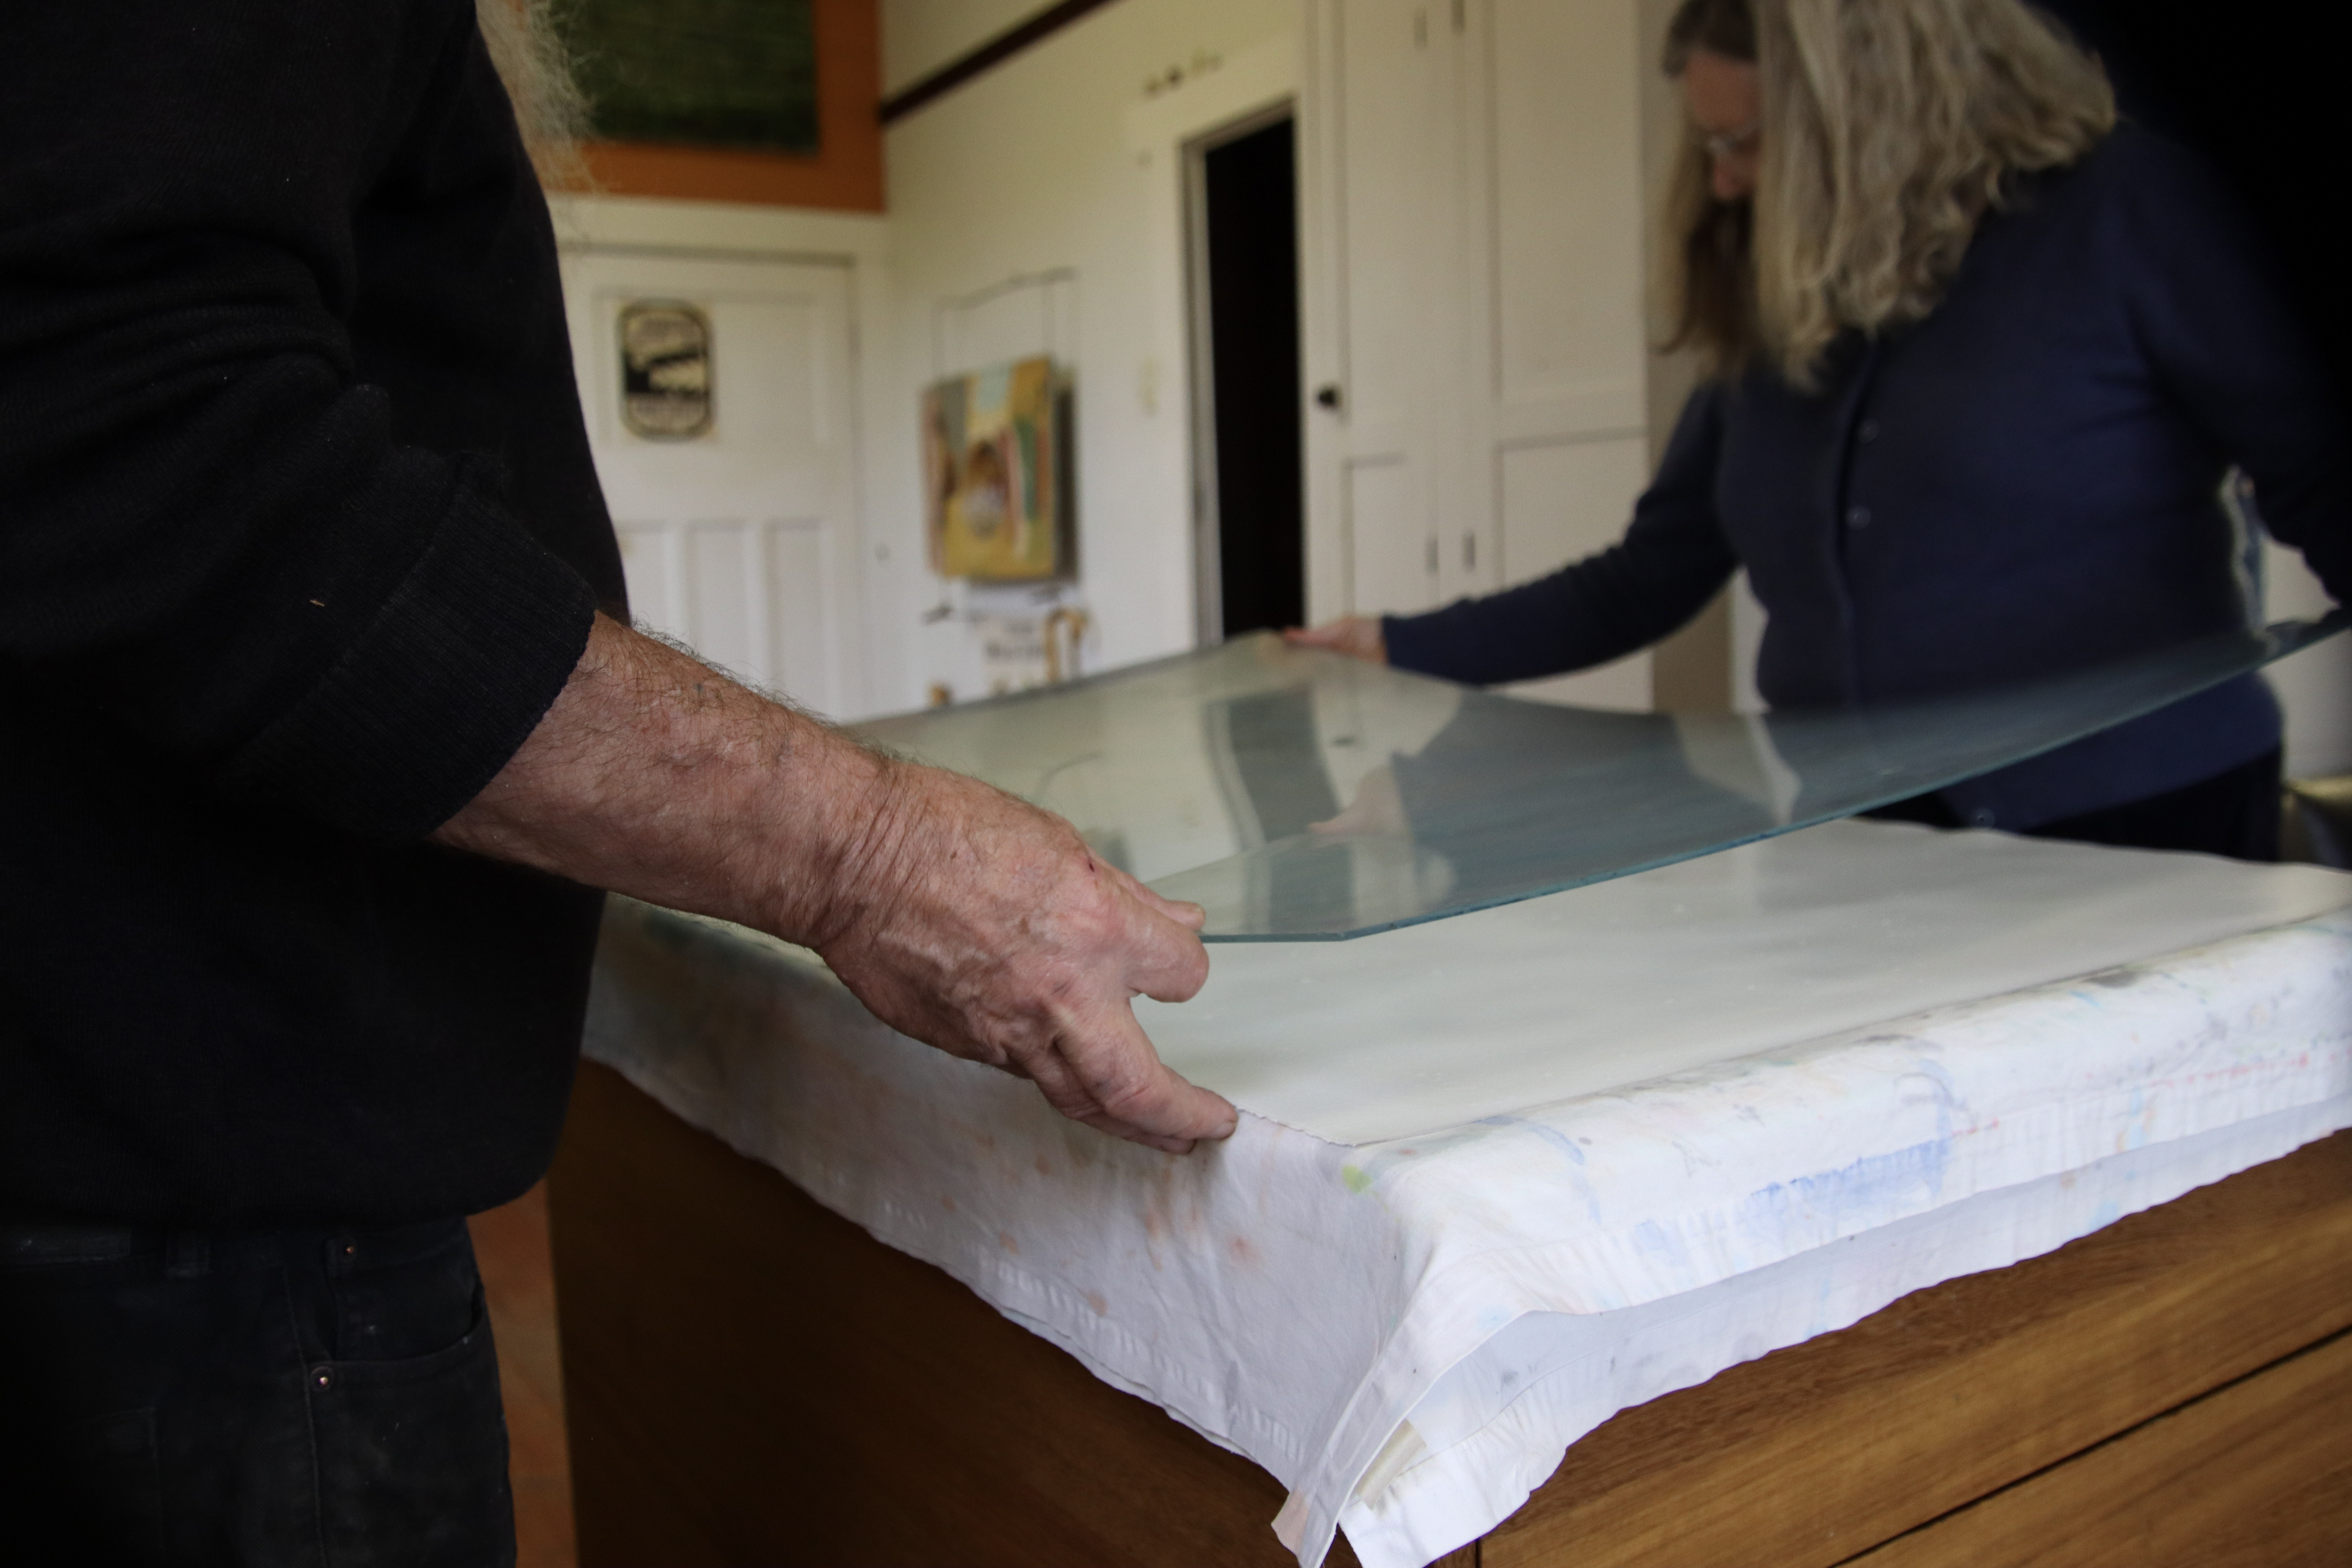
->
[584, 820, 2352, 1568]
[1141, 818, 2352, 1143]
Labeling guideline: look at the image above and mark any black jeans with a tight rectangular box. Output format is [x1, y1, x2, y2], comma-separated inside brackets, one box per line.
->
[0, 1216, 514, 1567]
[1866, 746, 2284, 862]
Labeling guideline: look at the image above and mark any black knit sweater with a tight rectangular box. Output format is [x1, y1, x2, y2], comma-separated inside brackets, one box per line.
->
[1, 0, 624, 1223]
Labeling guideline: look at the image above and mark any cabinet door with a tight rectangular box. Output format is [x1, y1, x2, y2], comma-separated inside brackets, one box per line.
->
[560, 251, 863, 719]
[1301, 0, 1464, 622]
[1303, 0, 1655, 709]
[1459, 0, 1655, 708]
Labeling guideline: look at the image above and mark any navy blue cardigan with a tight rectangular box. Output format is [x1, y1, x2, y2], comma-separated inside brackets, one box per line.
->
[1385, 127, 2347, 829]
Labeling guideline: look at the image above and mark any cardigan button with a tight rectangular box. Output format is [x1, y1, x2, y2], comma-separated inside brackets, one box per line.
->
[1858, 418, 1880, 442]
[1847, 506, 1872, 529]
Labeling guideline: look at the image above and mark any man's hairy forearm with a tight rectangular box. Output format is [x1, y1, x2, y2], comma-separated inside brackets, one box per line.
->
[433, 611, 1232, 1152]
[432, 613, 1235, 1151]
[432, 614, 900, 945]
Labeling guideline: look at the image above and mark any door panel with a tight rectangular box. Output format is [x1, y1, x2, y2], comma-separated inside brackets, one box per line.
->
[1494, 433, 1651, 710]
[1304, 0, 1651, 667]
[766, 523, 834, 702]
[1486, 0, 1646, 412]
[1495, 435, 1648, 586]
[1335, 0, 1446, 436]
[684, 520, 760, 681]
[1347, 457, 1437, 615]
[1304, 0, 1455, 619]
[1458, 0, 1649, 619]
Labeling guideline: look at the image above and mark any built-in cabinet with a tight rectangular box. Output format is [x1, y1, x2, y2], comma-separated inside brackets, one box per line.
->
[1300, 0, 1657, 706]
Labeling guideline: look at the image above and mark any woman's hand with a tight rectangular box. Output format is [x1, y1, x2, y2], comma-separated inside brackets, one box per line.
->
[1283, 615, 1388, 664]
[1310, 764, 1407, 838]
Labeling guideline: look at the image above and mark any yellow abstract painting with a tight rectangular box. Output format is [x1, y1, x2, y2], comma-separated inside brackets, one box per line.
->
[924, 356, 1064, 580]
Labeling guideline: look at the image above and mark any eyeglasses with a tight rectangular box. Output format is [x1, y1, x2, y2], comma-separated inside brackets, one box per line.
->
[1702, 121, 1760, 161]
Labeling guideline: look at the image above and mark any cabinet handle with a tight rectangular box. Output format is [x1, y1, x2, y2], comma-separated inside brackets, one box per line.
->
[1463, 533, 1476, 570]
[1314, 383, 1343, 411]
[1426, 538, 1439, 574]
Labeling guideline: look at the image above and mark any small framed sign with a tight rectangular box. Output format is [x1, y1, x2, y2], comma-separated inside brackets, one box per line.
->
[619, 301, 713, 440]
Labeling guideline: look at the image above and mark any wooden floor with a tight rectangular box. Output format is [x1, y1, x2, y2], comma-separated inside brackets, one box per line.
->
[472, 1182, 580, 1568]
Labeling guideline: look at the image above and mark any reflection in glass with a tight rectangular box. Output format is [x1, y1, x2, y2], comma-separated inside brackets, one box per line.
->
[853, 619, 2345, 941]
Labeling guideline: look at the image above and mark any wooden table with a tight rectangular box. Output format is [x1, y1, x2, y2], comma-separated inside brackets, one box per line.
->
[549, 1062, 2352, 1566]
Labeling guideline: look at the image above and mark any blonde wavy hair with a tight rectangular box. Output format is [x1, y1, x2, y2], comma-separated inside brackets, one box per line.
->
[476, 0, 594, 193]
[1662, 0, 2116, 384]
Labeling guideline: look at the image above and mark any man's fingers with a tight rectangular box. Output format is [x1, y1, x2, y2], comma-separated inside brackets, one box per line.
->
[1011, 1024, 1211, 1152]
[823, 759, 1234, 1151]
[1132, 883, 1207, 931]
[1106, 862, 1207, 931]
[1092, 860, 1210, 1003]
[1015, 996, 1235, 1147]
[1058, 1002, 1237, 1144]
[1118, 898, 1210, 1004]
[1077, 1113, 1199, 1156]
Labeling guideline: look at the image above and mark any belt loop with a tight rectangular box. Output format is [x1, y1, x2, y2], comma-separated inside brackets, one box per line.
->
[163, 1231, 210, 1280]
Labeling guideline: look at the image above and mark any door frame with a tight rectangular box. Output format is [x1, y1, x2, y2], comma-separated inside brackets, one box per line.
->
[1181, 99, 1301, 648]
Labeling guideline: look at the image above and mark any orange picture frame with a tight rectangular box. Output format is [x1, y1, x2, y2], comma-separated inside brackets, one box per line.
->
[575, 0, 883, 211]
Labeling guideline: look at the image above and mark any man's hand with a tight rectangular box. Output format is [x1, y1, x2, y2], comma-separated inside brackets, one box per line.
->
[434, 615, 1235, 1152]
[814, 764, 1227, 1151]
[1283, 615, 1388, 664]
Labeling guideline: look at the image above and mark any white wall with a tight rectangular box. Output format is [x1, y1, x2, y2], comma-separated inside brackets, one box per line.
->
[870, 0, 1302, 713]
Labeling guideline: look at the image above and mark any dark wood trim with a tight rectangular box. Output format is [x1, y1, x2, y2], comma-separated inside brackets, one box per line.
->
[879, 0, 1125, 125]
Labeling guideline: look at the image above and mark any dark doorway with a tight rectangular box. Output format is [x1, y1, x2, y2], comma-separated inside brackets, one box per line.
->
[1193, 114, 1304, 640]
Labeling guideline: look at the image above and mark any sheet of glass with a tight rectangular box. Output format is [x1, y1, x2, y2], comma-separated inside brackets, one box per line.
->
[853, 617, 2345, 940]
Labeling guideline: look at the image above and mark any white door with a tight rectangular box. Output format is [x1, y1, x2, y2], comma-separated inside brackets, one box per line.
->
[1302, 0, 1464, 623]
[560, 249, 862, 718]
[1459, 0, 1655, 709]
[1301, 0, 1656, 708]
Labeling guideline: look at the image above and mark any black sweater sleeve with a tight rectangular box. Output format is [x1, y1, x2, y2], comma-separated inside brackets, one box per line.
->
[0, 0, 597, 840]
[1381, 388, 1740, 685]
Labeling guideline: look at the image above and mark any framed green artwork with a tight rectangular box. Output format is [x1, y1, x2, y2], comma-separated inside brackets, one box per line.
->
[561, 0, 820, 154]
